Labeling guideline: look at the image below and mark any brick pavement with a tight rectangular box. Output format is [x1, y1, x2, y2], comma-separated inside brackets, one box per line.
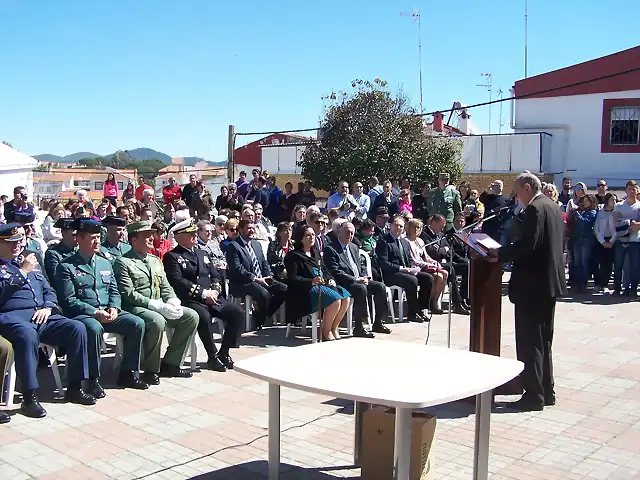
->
[1, 284, 639, 479]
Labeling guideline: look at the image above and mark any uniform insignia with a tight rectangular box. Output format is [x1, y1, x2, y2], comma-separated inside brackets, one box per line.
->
[100, 271, 111, 277]
[178, 257, 187, 268]
[203, 256, 210, 264]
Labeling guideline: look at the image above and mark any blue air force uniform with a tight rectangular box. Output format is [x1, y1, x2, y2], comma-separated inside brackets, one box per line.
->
[0, 227, 89, 394]
[55, 219, 146, 390]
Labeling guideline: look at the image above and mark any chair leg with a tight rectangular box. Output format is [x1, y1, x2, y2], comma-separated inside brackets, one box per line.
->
[285, 323, 293, 339]
[244, 295, 252, 332]
[346, 300, 353, 334]
[311, 314, 318, 343]
[114, 335, 124, 371]
[398, 289, 405, 322]
[386, 289, 396, 323]
[4, 362, 16, 407]
[366, 298, 374, 329]
[190, 337, 198, 370]
[44, 345, 64, 398]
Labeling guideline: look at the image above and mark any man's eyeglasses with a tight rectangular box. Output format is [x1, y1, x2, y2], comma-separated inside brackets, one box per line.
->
[597, 184, 606, 188]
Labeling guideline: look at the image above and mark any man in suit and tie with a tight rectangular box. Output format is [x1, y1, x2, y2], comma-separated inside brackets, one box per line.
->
[375, 216, 433, 323]
[225, 219, 287, 331]
[164, 219, 243, 372]
[324, 222, 390, 337]
[489, 172, 567, 411]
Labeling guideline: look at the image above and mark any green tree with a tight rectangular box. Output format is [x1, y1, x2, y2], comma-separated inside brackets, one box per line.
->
[299, 79, 463, 191]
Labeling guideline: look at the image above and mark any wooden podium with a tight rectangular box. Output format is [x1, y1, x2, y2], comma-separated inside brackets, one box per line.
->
[469, 253, 523, 395]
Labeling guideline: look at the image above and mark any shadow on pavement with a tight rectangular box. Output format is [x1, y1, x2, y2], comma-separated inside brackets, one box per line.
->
[187, 460, 356, 479]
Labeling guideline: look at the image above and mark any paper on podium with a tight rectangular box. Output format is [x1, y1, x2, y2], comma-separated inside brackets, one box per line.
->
[455, 232, 501, 257]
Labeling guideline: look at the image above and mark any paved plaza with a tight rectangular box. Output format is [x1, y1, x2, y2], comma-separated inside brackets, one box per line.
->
[1, 283, 639, 480]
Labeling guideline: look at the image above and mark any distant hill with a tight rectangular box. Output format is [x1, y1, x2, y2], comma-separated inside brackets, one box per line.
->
[34, 152, 100, 163]
[34, 148, 226, 167]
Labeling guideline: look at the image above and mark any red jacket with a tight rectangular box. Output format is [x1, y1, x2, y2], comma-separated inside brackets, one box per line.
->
[135, 184, 153, 201]
[162, 184, 182, 204]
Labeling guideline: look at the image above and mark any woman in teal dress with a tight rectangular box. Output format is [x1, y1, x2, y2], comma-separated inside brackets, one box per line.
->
[284, 225, 351, 340]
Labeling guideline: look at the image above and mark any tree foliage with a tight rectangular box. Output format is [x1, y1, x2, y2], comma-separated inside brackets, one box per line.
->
[299, 79, 463, 191]
[77, 156, 166, 181]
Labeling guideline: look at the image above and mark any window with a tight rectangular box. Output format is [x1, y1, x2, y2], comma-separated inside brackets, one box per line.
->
[117, 182, 124, 190]
[610, 107, 639, 145]
[601, 99, 640, 154]
[95, 181, 104, 190]
[74, 180, 91, 187]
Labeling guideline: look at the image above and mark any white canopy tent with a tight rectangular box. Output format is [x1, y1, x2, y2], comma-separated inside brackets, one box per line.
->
[0, 143, 38, 198]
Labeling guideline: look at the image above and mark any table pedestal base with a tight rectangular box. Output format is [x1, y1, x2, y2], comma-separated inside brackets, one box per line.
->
[268, 384, 280, 480]
[473, 391, 491, 480]
[394, 407, 412, 480]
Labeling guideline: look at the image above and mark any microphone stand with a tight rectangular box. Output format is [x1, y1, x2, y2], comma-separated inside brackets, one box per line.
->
[431, 207, 509, 348]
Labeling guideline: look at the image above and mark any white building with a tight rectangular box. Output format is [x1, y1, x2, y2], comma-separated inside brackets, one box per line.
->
[512, 45, 640, 187]
[0, 143, 38, 199]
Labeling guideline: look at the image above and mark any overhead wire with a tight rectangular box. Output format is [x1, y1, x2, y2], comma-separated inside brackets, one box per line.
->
[233, 66, 640, 137]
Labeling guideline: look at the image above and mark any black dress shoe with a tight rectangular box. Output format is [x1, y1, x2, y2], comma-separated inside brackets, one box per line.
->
[206, 357, 227, 372]
[505, 396, 544, 412]
[430, 306, 444, 314]
[219, 353, 234, 370]
[87, 379, 106, 399]
[64, 387, 97, 406]
[372, 323, 391, 334]
[142, 372, 160, 385]
[453, 305, 471, 315]
[353, 328, 374, 338]
[0, 411, 10, 424]
[544, 393, 556, 406]
[159, 363, 193, 378]
[416, 312, 430, 322]
[21, 391, 46, 418]
[408, 314, 424, 323]
[117, 371, 149, 390]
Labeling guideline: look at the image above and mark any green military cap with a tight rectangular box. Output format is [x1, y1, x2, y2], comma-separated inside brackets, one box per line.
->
[73, 218, 102, 234]
[126, 220, 154, 236]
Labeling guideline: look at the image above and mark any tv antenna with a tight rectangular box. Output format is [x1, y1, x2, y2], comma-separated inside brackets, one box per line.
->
[400, 9, 423, 114]
[497, 89, 506, 134]
[476, 73, 493, 133]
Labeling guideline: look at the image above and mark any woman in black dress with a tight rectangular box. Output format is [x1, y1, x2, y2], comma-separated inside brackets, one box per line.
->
[284, 225, 350, 340]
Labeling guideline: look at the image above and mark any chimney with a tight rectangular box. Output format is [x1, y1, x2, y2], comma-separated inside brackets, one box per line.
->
[459, 109, 470, 135]
[433, 112, 444, 133]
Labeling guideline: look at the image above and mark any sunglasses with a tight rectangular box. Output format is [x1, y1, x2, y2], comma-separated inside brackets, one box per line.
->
[227, 227, 237, 232]
[597, 184, 606, 187]
[314, 221, 328, 225]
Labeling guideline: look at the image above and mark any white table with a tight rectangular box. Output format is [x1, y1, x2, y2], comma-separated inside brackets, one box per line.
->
[234, 338, 523, 480]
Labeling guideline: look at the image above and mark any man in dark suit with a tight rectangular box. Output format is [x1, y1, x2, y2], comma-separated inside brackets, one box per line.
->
[489, 172, 567, 411]
[324, 222, 390, 338]
[164, 219, 243, 371]
[372, 181, 400, 217]
[225, 219, 287, 331]
[375, 216, 432, 323]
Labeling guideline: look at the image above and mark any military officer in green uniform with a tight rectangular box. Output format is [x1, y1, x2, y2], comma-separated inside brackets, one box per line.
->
[427, 172, 462, 231]
[101, 216, 131, 263]
[56, 219, 149, 397]
[44, 217, 77, 281]
[113, 221, 199, 385]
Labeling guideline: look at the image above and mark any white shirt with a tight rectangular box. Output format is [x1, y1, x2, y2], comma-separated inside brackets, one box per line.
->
[352, 193, 371, 219]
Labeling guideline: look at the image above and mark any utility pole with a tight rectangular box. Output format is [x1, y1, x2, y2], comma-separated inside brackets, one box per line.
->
[401, 9, 423, 114]
[524, 0, 529, 78]
[497, 89, 505, 134]
[227, 125, 235, 183]
[477, 73, 493, 133]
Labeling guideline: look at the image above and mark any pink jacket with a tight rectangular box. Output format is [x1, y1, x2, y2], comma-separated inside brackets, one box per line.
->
[103, 181, 118, 198]
[399, 200, 413, 213]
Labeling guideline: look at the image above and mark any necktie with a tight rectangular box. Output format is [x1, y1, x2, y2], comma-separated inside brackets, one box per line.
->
[344, 245, 359, 277]
[316, 235, 324, 252]
[247, 242, 262, 277]
[397, 239, 407, 267]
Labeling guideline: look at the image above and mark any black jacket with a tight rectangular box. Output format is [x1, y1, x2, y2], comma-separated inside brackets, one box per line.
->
[225, 237, 271, 295]
[163, 245, 223, 303]
[499, 194, 567, 303]
[283, 248, 334, 322]
[375, 233, 412, 279]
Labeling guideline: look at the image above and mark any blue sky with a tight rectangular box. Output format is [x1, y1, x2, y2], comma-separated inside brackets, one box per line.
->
[1, 0, 638, 160]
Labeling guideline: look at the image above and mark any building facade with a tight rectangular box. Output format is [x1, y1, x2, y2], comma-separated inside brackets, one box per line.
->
[33, 168, 138, 202]
[512, 45, 640, 188]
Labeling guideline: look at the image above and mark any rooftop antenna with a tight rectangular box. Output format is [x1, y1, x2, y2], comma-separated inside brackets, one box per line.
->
[524, 0, 528, 78]
[477, 73, 493, 133]
[401, 9, 423, 114]
[497, 89, 505, 134]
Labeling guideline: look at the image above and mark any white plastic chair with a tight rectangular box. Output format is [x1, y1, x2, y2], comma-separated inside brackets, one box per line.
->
[3, 344, 63, 406]
[388, 285, 406, 322]
[101, 333, 124, 371]
[360, 250, 395, 324]
[285, 313, 320, 343]
[165, 327, 198, 371]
